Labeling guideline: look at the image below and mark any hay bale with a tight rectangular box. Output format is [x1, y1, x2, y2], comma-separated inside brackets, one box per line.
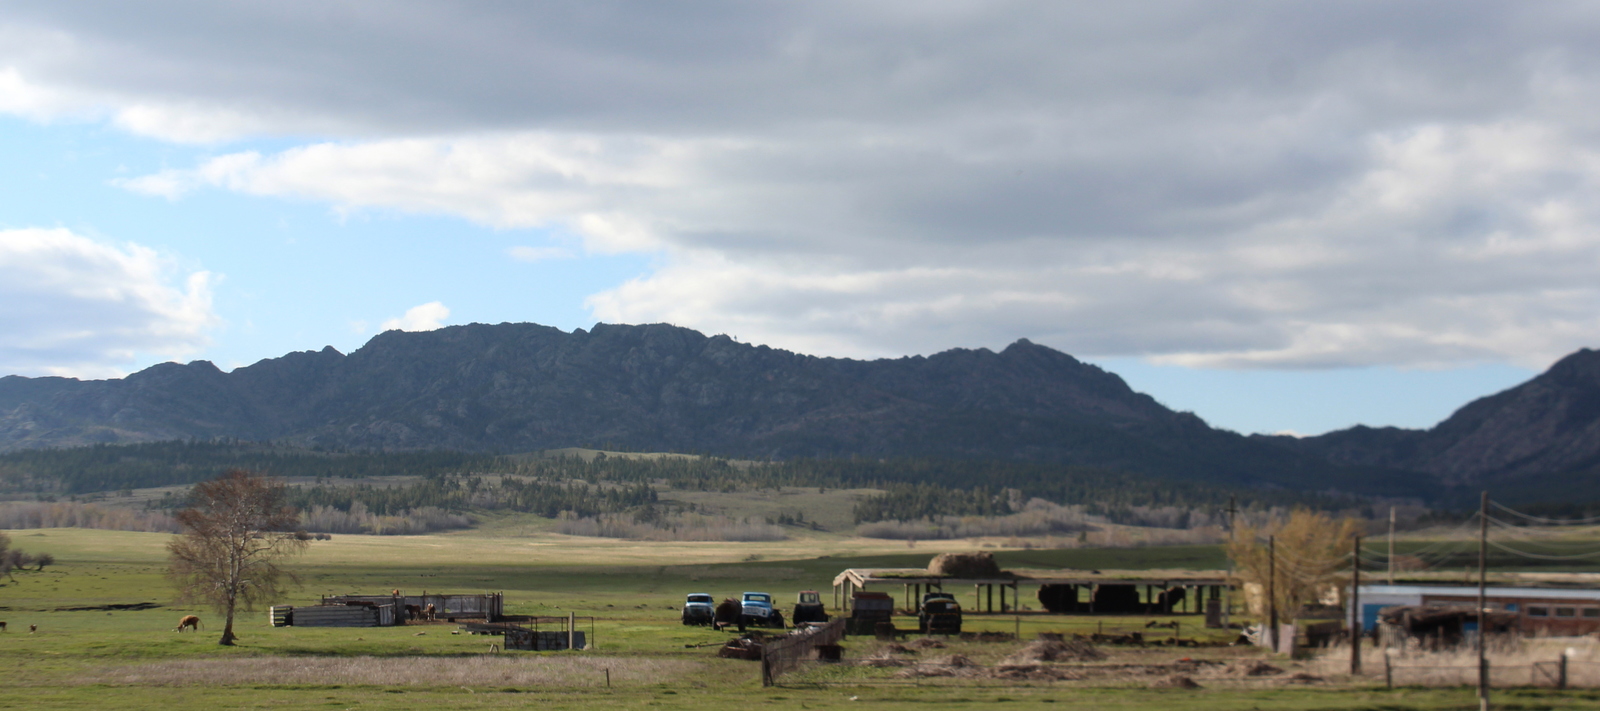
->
[1151, 674, 1201, 689]
[927, 552, 1002, 578]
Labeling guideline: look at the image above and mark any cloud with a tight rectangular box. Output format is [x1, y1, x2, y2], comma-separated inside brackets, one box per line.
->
[11, 3, 1600, 367]
[380, 302, 450, 332]
[0, 228, 218, 378]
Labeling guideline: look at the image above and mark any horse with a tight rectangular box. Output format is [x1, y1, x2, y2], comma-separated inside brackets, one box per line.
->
[405, 604, 422, 621]
[175, 615, 202, 632]
[713, 598, 745, 632]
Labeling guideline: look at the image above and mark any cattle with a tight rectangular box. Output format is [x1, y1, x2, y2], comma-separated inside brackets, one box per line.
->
[29, 624, 37, 633]
[175, 615, 202, 633]
[0, 621, 6, 632]
[405, 604, 422, 621]
[425, 604, 436, 622]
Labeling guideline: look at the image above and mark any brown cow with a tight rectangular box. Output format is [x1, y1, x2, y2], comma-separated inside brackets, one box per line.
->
[404, 604, 421, 621]
[425, 604, 436, 622]
[175, 615, 202, 632]
[0, 621, 6, 632]
[29, 624, 37, 633]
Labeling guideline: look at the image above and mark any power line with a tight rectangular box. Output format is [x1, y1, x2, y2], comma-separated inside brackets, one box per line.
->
[1490, 500, 1600, 526]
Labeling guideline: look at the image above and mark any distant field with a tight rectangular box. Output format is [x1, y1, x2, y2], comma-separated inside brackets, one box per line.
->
[4, 526, 1598, 710]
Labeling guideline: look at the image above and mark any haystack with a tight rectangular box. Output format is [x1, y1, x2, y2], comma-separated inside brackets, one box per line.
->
[927, 552, 1002, 578]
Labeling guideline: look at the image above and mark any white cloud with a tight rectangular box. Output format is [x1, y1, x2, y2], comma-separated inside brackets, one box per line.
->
[11, 3, 1600, 368]
[380, 302, 450, 332]
[0, 228, 218, 378]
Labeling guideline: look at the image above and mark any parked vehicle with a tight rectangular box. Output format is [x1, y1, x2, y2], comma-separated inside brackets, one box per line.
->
[791, 590, 829, 626]
[681, 593, 716, 626]
[740, 591, 786, 629]
[847, 590, 895, 635]
[917, 591, 962, 634]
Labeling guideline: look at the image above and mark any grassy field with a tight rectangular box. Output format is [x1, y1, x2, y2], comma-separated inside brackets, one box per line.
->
[4, 526, 1597, 710]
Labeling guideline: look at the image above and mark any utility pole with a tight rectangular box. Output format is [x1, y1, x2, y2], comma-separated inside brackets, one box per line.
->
[1388, 506, 1397, 585]
[1477, 491, 1489, 711]
[1351, 534, 1362, 675]
[1268, 535, 1278, 652]
[1224, 496, 1237, 629]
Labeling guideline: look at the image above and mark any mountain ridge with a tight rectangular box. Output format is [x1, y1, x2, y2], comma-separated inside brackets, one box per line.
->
[6, 321, 1598, 503]
[0, 321, 1388, 496]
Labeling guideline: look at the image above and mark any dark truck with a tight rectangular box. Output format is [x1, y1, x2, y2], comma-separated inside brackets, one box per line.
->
[917, 591, 962, 634]
[847, 590, 895, 635]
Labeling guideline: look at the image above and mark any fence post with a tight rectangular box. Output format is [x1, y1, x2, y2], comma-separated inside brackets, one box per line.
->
[1559, 650, 1569, 690]
[760, 645, 773, 687]
[1383, 649, 1392, 689]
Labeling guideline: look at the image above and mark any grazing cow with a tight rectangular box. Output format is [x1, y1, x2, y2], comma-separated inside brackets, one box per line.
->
[29, 624, 37, 633]
[175, 615, 202, 633]
[1, 621, 6, 632]
[424, 604, 437, 622]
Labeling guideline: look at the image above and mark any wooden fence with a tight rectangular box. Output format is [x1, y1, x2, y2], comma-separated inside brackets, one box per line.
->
[762, 619, 847, 687]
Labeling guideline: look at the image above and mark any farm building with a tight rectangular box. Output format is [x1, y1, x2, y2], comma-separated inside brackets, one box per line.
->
[1352, 583, 1600, 637]
[269, 592, 504, 628]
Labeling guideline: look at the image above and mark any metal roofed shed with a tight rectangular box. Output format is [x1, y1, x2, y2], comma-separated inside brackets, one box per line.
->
[1352, 583, 1600, 638]
[832, 567, 1230, 617]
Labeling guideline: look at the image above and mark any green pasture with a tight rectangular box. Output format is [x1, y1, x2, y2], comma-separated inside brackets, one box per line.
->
[4, 527, 1598, 710]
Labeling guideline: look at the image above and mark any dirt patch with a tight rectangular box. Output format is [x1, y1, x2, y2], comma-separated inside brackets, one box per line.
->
[896, 654, 978, 678]
[1285, 672, 1322, 684]
[1004, 639, 1105, 664]
[1229, 660, 1283, 677]
[1150, 674, 1201, 689]
[991, 664, 1079, 681]
[907, 637, 946, 650]
[958, 631, 1015, 643]
[53, 602, 162, 612]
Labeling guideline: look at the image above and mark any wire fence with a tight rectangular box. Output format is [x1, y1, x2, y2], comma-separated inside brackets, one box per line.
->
[1381, 655, 1600, 689]
[762, 634, 1600, 691]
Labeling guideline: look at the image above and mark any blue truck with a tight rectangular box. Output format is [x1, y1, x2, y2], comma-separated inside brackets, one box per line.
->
[740, 591, 786, 629]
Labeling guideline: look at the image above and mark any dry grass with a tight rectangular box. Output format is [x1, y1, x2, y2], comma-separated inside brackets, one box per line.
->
[1306, 637, 1600, 688]
[87, 655, 702, 688]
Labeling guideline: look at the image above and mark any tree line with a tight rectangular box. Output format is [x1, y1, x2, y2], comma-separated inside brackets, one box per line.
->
[4, 441, 1357, 525]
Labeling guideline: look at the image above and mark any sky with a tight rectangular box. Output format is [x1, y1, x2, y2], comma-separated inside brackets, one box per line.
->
[2, 1, 1596, 436]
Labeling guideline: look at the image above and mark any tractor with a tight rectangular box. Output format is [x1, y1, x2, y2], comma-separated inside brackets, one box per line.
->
[791, 590, 829, 626]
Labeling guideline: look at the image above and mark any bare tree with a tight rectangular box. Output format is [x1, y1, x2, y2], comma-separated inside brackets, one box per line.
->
[167, 470, 306, 645]
[1228, 509, 1361, 622]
